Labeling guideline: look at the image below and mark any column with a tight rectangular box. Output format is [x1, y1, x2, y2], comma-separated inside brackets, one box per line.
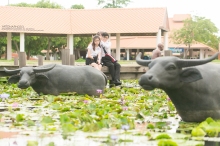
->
[200, 49, 204, 59]
[126, 49, 129, 61]
[7, 32, 12, 60]
[20, 33, 25, 52]
[163, 31, 168, 50]
[116, 33, 120, 61]
[205, 49, 209, 58]
[66, 34, 74, 65]
[19, 33, 26, 67]
[68, 34, 74, 55]
[136, 49, 139, 55]
[156, 29, 161, 49]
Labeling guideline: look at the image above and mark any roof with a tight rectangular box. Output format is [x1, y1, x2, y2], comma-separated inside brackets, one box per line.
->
[110, 36, 217, 52]
[0, 6, 169, 36]
[111, 36, 156, 49]
[172, 14, 191, 22]
[168, 14, 191, 33]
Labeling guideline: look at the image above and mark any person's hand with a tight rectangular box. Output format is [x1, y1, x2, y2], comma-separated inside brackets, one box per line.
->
[97, 60, 100, 65]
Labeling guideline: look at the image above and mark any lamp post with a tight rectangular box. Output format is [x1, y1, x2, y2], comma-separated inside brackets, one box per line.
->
[8, 0, 10, 5]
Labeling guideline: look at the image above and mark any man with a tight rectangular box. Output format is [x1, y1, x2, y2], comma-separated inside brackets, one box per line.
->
[152, 43, 164, 59]
[97, 31, 122, 86]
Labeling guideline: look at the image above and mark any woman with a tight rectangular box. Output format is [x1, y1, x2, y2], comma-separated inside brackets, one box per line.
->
[85, 35, 102, 71]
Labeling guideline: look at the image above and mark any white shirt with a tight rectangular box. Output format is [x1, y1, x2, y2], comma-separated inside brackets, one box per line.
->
[86, 44, 101, 58]
[100, 40, 111, 57]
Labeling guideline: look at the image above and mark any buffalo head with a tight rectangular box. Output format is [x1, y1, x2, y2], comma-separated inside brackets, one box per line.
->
[136, 52, 219, 90]
[4, 64, 56, 89]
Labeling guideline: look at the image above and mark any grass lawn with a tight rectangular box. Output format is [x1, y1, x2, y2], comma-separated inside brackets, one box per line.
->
[1, 58, 220, 66]
[0, 58, 138, 66]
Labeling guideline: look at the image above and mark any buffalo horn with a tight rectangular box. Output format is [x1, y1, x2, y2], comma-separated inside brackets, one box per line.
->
[33, 64, 56, 73]
[4, 68, 21, 75]
[177, 52, 219, 68]
[136, 52, 151, 66]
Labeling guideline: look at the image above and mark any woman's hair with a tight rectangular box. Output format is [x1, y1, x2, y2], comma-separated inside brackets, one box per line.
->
[92, 35, 101, 51]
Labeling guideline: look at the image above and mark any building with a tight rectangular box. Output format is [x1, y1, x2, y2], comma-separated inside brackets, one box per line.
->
[110, 14, 217, 60]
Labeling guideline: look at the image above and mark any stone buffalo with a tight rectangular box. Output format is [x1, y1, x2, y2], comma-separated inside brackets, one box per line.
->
[136, 52, 220, 122]
[4, 64, 107, 96]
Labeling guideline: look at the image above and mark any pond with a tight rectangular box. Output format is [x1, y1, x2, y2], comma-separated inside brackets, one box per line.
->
[0, 79, 219, 146]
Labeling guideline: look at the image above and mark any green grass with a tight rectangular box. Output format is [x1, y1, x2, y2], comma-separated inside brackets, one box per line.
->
[0, 58, 138, 65]
[212, 60, 220, 63]
[1, 58, 220, 65]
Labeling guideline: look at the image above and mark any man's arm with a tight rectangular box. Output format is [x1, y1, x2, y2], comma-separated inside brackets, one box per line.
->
[157, 51, 161, 57]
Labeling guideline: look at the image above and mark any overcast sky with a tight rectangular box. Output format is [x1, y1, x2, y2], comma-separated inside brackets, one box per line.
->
[1, 0, 219, 35]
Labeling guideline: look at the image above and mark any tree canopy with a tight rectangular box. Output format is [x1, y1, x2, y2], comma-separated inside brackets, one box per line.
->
[97, 0, 131, 8]
[171, 16, 219, 50]
[10, 0, 63, 9]
[71, 4, 84, 9]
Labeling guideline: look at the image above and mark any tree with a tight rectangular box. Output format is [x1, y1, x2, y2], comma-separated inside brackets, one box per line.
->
[171, 16, 219, 58]
[0, 37, 7, 59]
[34, 0, 63, 9]
[10, 2, 33, 7]
[97, 0, 131, 8]
[71, 4, 84, 9]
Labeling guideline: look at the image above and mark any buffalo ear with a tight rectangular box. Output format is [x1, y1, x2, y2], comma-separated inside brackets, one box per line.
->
[36, 74, 49, 81]
[180, 68, 203, 83]
[8, 75, 20, 83]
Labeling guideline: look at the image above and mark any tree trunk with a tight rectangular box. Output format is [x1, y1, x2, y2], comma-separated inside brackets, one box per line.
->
[27, 49, 30, 60]
[46, 37, 51, 60]
[77, 49, 80, 59]
[13, 40, 20, 53]
[75, 49, 80, 60]
[183, 44, 190, 59]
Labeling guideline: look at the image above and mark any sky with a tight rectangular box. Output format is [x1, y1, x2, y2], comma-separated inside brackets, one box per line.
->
[1, 0, 220, 35]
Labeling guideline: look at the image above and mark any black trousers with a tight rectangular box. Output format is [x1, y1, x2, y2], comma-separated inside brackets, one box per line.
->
[102, 57, 121, 81]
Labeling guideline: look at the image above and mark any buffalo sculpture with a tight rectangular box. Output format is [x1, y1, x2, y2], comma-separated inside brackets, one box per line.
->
[4, 64, 107, 96]
[136, 52, 220, 122]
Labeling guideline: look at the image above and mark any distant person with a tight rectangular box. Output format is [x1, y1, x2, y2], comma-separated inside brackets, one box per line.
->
[85, 35, 102, 71]
[152, 43, 164, 59]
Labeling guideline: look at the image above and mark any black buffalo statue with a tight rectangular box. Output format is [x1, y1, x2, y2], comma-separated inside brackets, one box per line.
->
[136, 52, 220, 122]
[4, 64, 107, 96]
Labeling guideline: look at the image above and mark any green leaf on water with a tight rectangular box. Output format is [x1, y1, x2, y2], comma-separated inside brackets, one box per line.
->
[147, 123, 155, 129]
[51, 103, 61, 110]
[46, 142, 55, 146]
[205, 117, 215, 124]
[60, 114, 71, 124]
[27, 140, 38, 146]
[26, 120, 35, 127]
[158, 140, 178, 146]
[155, 133, 172, 139]
[62, 123, 76, 133]
[16, 114, 25, 122]
[155, 122, 167, 129]
[191, 127, 206, 137]
[41, 116, 55, 124]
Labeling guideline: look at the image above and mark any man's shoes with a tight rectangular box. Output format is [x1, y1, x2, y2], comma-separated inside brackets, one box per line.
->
[109, 80, 122, 86]
[114, 80, 122, 86]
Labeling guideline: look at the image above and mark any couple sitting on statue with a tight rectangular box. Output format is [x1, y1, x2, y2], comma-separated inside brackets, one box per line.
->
[85, 31, 121, 86]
